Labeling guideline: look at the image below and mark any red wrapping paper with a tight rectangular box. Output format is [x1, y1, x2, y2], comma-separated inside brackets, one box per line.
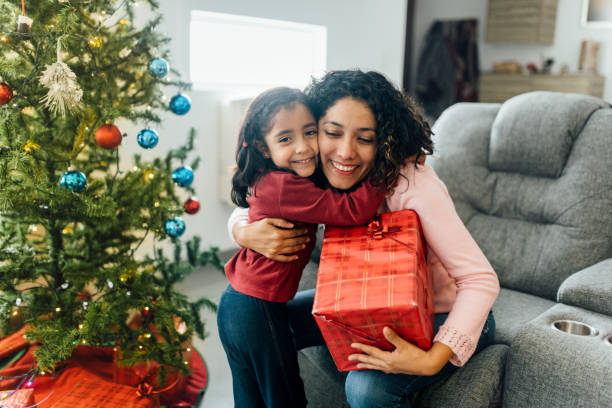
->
[0, 389, 34, 408]
[113, 315, 192, 405]
[38, 367, 159, 408]
[0, 328, 30, 360]
[312, 209, 434, 371]
[0, 327, 207, 407]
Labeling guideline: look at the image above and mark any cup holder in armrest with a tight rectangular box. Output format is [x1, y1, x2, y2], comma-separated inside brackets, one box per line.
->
[551, 320, 599, 336]
[605, 335, 612, 345]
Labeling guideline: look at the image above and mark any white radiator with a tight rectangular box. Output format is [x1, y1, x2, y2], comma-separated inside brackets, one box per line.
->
[218, 97, 253, 206]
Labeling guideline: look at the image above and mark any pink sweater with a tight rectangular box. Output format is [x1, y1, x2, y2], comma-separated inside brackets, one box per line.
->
[384, 163, 499, 366]
[228, 163, 500, 366]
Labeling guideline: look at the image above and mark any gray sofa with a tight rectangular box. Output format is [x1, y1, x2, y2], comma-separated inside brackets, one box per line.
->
[296, 91, 612, 407]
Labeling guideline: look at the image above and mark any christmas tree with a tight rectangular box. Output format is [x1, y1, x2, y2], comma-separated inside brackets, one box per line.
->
[0, 0, 222, 380]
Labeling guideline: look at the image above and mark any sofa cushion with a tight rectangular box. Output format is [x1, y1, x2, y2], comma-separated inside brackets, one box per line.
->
[491, 288, 555, 345]
[488, 92, 608, 178]
[416, 344, 509, 408]
[431, 94, 612, 300]
[297, 261, 319, 292]
[298, 346, 348, 408]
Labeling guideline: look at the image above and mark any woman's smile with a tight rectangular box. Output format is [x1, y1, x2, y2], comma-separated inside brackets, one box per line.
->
[329, 160, 360, 173]
[318, 97, 377, 190]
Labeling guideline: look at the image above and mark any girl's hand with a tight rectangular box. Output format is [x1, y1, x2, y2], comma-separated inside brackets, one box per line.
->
[233, 218, 310, 262]
[348, 327, 453, 376]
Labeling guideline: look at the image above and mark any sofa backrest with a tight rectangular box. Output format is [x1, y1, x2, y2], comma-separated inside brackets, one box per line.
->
[430, 91, 612, 300]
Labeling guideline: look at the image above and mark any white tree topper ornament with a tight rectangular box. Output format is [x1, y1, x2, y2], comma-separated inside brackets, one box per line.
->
[39, 39, 83, 116]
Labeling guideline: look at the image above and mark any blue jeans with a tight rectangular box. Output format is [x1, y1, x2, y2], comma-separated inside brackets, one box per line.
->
[217, 284, 307, 408]
[286, 289, 496, 408]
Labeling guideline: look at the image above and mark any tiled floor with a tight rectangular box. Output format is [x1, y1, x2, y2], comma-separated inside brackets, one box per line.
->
[176, 252, 235, 408]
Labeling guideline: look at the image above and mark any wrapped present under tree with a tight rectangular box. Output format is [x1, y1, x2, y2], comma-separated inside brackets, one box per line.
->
[313, 209, 434, 371]
[0, 327, 209, 407]
[0, 389, 34, 408]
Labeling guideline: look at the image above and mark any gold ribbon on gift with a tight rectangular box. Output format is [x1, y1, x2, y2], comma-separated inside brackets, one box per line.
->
[367, 217, 408, 247]
[135, 377, 180, 399]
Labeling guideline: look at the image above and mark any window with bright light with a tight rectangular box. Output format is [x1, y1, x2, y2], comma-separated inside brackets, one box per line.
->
[189, 11, 327, 92]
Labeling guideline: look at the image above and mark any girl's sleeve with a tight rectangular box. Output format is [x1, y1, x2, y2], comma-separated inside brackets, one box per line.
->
[255, 172, 385, 226]
[387, 165, 500, 366]
[227, 207, 249, 247]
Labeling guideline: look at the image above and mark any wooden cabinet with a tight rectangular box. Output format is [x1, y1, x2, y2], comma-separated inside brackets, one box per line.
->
[486, 0, 558, 44]
[480, 73, 605, 102]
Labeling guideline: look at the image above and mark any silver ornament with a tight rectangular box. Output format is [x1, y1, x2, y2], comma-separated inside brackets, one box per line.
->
[39, 39, 83, 116]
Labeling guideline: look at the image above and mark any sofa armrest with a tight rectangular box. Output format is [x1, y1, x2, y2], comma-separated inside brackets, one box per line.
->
[504, 304, 612, 408]
[557, 258, 612, 316]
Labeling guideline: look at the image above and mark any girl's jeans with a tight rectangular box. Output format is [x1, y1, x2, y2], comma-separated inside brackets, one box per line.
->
[287, 289, 496, 408]
[217, 284, 307, 408]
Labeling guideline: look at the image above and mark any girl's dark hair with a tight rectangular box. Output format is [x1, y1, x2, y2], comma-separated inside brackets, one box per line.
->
[231, 87, 312, 207]
[306, 70, 433, 193]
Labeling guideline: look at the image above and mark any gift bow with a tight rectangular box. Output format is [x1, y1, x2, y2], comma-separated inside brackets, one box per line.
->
[136, 376, 181, 399]
[367, 218, 402, 240]
[136, 381, 154, 397]
[367, 217, 418, 251]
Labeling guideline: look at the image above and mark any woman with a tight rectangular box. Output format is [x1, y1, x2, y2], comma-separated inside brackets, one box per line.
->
[228, 70, 499, 407]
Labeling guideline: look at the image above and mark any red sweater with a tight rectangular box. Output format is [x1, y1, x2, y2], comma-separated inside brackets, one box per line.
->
[225, 171, 385, 302]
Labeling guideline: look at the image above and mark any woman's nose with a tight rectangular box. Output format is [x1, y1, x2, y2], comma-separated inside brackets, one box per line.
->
[336, 137, 355, 160]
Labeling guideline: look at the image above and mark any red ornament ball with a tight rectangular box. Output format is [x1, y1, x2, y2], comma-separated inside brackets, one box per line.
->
[23, 378, 38, 389]
[0, 83, 13, 106]
[76, 291, 92, 301]
[95, 124, 123, 149]
[184, 197, 201, 214]
[141, 306, 153, 318]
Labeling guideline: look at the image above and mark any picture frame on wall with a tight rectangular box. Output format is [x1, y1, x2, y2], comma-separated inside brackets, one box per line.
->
[582, 0, 612, 27]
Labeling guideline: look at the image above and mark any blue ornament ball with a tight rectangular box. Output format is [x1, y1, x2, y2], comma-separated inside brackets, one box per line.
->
[148, 57, 169, 78]
[137, 128, 159, 149]
[169, 93, 191, 115]
[164, 217, 186, 238]
[172, 166, 194, 187]
[60, 170, 87, 193]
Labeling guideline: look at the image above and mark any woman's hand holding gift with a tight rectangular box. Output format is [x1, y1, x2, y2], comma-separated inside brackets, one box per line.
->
[348, 327, 453, 376]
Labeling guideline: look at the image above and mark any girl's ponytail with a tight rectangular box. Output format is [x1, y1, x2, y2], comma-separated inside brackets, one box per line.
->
[230, 120, 267, 207]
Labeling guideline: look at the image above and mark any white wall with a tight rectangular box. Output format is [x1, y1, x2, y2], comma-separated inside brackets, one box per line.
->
[122, 0, 408, 252]
[412, 0, 612, 102]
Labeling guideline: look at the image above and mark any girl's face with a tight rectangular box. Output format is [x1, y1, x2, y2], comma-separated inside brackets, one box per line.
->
[262, 103, 319, 178]
[317, 97, 377, 190]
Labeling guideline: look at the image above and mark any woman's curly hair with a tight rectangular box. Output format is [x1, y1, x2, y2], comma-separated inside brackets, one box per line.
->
[306, 70, 433, 193]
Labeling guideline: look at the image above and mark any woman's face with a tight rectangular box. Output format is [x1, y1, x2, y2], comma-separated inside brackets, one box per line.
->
[317, 97, 377, 190]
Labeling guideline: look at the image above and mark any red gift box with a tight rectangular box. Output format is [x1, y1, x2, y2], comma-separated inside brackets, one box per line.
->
[0, 389, 34, 408]
[312, 209, 434, 371]
[113, 315, 192, 406]
[0, 327, 30, 360]
[39, 368, 159, 408]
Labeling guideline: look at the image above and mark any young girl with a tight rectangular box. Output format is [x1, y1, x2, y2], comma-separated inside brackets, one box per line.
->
[217, 87, 385, 407]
